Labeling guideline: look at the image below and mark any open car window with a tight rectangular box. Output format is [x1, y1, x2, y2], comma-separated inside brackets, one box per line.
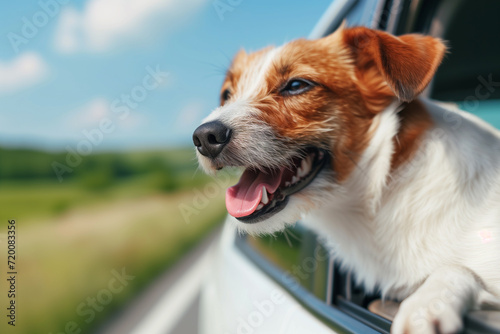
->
[417, 0, 500, 130]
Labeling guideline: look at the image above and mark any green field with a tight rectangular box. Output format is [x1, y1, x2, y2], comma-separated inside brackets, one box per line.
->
[0, 147, 236, 334]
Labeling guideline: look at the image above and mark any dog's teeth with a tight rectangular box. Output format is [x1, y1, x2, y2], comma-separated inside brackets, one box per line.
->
[297, 167, 305, 178]
[292, 176, 298, 184]
[261, 186, 269, 204]
[300, 159, 311, 176]
[257, 203, 264, 210]
[285, 181, 291, 187]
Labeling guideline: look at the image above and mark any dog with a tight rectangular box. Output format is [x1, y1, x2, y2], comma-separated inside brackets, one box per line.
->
[193, 24, 500, 333]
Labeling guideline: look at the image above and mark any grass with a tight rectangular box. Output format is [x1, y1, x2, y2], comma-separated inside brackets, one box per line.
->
[0, 184, 230, 334]
[0, 173, 206, 227]
[0, 147, 237, 334]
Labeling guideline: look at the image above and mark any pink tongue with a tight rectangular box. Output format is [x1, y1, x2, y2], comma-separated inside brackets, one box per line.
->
[226, 168, 284, 218]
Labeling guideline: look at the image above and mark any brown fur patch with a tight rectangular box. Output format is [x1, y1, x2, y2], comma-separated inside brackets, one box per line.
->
[343, 27, 446, 102]
[221, 26, 444, 183]
[390, 100, 433, 172]
[253, 35, 376, 182]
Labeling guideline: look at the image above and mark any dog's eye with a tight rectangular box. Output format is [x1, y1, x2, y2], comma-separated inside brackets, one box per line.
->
[221, 89, 231, 103]
[281, 79, 315, 96]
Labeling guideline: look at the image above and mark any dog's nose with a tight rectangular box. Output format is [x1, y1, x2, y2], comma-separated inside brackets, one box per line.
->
[193, 121, 232, 158]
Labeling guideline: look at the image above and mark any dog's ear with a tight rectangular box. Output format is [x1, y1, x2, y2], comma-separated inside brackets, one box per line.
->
[341, 27, 446, 102]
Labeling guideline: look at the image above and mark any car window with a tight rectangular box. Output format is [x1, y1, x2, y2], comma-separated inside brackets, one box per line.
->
[246, 225, 331, 301]
[424, 0, 500, 104]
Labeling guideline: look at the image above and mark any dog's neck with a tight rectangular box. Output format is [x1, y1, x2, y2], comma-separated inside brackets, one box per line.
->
[306, 98, 437, 295]
[330, 98, 433, 214]
[341, 100, 404, 215]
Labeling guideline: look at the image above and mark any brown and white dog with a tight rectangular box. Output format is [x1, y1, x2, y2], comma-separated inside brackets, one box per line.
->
[193, 25, 500, 333]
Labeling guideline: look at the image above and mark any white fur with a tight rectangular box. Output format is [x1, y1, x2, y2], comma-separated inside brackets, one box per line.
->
[229, 98, 500, 333]
[306, 99, 500, 333]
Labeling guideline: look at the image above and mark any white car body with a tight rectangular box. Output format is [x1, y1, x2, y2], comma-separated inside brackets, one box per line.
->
[199, 224, 337, 334]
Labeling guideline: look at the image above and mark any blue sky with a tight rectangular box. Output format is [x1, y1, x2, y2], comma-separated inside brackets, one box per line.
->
[0, 0, 332, 151]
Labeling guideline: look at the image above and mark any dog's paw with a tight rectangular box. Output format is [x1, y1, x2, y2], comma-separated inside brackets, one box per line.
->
[391, 296, 463, 334]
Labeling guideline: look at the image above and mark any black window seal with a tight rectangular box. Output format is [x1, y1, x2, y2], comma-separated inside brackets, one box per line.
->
[337, 296, 392, 333]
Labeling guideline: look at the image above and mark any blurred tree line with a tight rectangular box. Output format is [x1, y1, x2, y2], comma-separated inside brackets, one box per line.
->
[0, 147, 209, 192]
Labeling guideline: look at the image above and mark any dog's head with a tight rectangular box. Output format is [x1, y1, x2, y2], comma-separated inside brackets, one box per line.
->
[193, 25, 445, 234]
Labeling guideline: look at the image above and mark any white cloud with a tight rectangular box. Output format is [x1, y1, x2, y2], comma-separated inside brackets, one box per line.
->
[54, 0, 206, 53]
[55, 7, 81, 53]
[70, 98, 110, 128]
[0, 53, 48, 94]
[65, 97, 147, 132]
[175, 101, 206, 128]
